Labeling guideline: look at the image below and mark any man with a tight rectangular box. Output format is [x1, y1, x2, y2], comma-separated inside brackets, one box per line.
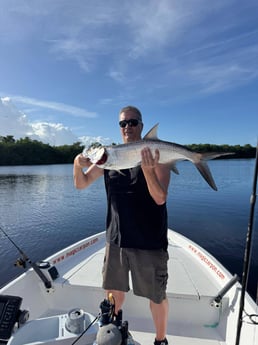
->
[73, 106, 171, 345]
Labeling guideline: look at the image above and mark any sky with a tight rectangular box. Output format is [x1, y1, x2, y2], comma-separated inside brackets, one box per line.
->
[0, 0, 258, 147]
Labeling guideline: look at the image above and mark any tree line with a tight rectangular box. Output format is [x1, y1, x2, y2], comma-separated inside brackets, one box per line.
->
[0, 135, 256, 166]
[0, 136, 82, 166]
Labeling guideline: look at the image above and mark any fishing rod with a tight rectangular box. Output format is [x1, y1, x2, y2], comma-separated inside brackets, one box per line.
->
[235, 143, 258, 345]
[0, 226, 28, 264]
[0, 225, 52, 290]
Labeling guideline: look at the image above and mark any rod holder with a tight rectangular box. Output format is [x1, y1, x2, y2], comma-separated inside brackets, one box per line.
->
[212, 274, 239, 307]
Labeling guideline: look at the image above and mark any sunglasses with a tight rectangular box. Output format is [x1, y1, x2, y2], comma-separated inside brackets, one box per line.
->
[119, 119, 141, 128]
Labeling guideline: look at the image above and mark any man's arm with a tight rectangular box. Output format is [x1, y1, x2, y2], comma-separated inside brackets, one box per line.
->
[141, 147, 171, 205]
[73, 154, 104, 189]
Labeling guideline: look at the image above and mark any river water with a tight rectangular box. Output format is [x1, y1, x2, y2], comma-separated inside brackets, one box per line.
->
[0, 159, 257, 300]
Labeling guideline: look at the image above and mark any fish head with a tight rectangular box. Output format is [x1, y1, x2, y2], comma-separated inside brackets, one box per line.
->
[82, 145, 108, 166]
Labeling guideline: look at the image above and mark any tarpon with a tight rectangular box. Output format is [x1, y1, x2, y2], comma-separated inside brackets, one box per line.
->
[82, 124, 232, 191]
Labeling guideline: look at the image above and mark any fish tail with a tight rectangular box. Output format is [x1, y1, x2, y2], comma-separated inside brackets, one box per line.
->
[195, 154, 218, 191]
[194, 152, 234, 190]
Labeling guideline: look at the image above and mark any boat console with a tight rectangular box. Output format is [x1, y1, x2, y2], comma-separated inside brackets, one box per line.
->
[6, 308, 98, 345]
[0, 295, 29, 344]
[4, 295, 134, 345]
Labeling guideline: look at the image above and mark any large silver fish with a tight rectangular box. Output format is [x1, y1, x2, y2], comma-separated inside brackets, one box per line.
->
[82, 124, 232, 191]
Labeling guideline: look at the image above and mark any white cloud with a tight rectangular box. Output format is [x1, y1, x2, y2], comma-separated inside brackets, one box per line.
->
[79, 135, 112, 147]
[0, 97, 115, 146]
[29, 122, 78, 146]
[0, 97, 78, 146]
[0, 97, 32, 139]
[10, 95, 97, 118]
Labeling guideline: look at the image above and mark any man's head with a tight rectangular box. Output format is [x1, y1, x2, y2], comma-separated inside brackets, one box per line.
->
[119, 106, 143, 143]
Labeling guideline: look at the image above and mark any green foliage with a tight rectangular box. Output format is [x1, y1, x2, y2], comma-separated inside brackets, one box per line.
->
[0, 135, 15, 143]
[0, 137, 83, 166]
[186, 143, 256, 158]
[0, 136, 256, 166]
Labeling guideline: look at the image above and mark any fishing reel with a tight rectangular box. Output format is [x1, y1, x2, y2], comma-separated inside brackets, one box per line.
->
[95, 294, 133, 345]
[14, 257, 28, 268]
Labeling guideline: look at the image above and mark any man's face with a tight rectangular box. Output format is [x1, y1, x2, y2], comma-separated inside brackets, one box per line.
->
[119, 110, 143, 143]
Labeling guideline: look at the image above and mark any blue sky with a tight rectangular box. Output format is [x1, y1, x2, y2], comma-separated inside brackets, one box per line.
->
[0, 0, 258, 146]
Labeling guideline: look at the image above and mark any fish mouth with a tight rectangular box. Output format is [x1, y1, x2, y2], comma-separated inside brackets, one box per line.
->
[96, 150, 108, 165]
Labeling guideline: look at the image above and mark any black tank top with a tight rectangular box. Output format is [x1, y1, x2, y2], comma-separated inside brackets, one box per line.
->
[104, 167, 168, 250]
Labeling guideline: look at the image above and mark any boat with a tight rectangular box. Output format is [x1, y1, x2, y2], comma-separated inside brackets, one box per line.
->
[0, 228, 257, 345]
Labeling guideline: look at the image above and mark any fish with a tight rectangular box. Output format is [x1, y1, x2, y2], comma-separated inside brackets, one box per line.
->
[82, 124, 233, 191]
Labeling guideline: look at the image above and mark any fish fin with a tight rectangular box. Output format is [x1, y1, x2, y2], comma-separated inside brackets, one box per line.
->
[171, 165, 180, 175]
[143, 123, 159, 140]
[195, 157, 217, 191]
[167, 162, 180, 175]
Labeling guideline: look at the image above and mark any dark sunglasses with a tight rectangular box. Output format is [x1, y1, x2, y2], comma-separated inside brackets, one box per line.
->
[119, 119, 141, 128]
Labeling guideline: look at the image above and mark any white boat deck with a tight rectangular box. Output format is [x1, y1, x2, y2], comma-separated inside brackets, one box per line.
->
[131, 331, 224, 345]
[62, 237, 221, 298]
[2, 230, 257, 345]
[55, 235, 230, 344]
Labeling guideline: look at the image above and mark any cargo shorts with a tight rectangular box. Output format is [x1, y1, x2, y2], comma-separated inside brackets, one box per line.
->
[102, 243, 169, 304]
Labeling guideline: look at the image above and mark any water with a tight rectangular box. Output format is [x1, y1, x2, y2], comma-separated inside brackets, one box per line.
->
[0, 160, 257, 301]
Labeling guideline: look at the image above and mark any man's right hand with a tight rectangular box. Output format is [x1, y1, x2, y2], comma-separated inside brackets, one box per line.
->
[74, 153, 92, 169]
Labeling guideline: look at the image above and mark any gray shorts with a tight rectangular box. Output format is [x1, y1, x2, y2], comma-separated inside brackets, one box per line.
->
[102, 243, 169, 304]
